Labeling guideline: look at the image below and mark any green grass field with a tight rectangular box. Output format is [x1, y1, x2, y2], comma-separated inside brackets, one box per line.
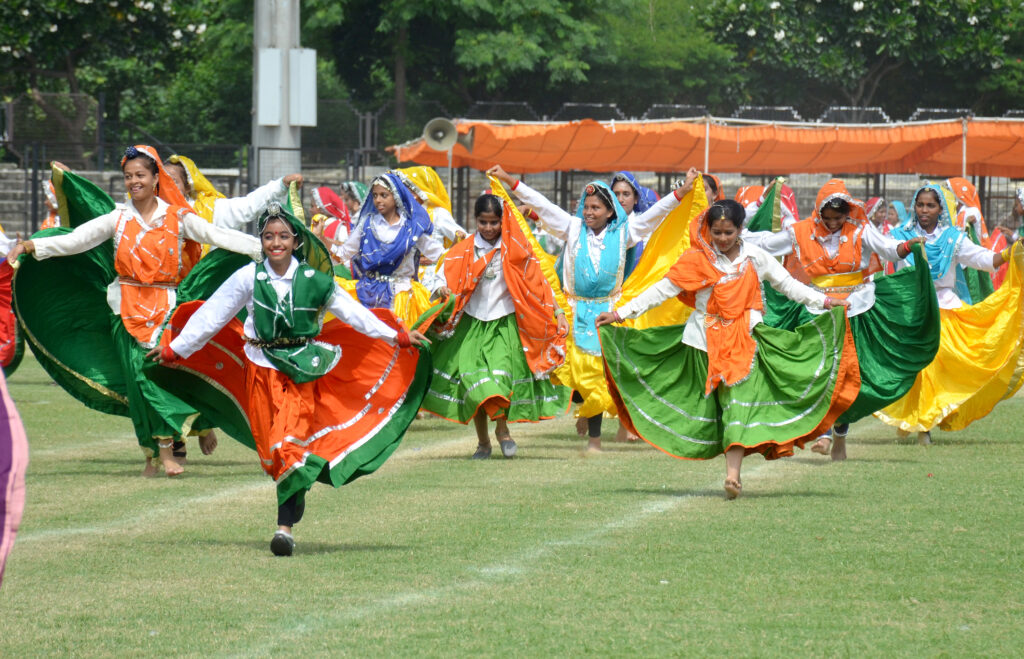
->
[2, 353, 1022, 656]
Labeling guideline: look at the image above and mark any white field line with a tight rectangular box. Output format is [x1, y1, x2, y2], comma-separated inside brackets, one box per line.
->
[228, 460, 780, 657]
[15, 432, 478, 544]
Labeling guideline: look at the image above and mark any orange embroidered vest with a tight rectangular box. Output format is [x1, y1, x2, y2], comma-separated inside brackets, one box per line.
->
[791, 220, 866, 289]
[114, 207, 201, 345]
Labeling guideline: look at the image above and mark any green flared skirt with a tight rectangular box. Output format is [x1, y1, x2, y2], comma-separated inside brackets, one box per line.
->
[762, 255, 940, 424]
[600, 307, 858, 460]
[422, 313, 569, 423]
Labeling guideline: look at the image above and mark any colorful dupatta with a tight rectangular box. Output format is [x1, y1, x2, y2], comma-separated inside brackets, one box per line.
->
[891, 183, 972, 302]
[350, 172, 432, 309]
[436, 191, 565, 378]
[667, 207, 764, 395]
[611, 171, 660, 214]
[167, 154, 224, 223]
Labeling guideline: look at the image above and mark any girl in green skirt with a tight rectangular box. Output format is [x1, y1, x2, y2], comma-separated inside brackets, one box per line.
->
[422, 193, 570, 459]
[596, 200, 859, 498]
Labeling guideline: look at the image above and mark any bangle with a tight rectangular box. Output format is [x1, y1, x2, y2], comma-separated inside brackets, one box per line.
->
[157, 440, 174, 449]
[160, 346, 179, 363]
[613, 310, 623, 323]
[554, 308, 565, 317]
[511, 180, 520, 191]
[900, 241, 911, 257]
[526, 209, 540, 221]
[396, 327, 411, 349]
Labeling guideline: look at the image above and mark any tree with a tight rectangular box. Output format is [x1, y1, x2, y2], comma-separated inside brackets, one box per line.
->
[0, 0, 209, 163]
[700, 0, 1021, 120]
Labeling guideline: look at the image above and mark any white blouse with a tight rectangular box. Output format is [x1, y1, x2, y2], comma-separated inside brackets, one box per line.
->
[744, 221, 902, 316]
[32, 197, 263, 320]
[616, 241, 826, 352]
[208, 178, 288, 231]
[335, 213, 446, 294]
[0, 230, 15, 258]
[511, 181, 682, 267]
[896, 228, 996, 309]
[462, 233, 517, 322]
[169, 257, 398, 369]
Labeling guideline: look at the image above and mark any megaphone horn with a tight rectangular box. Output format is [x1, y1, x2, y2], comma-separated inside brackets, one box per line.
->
[456, 126, 474, 153]
[423, 117, 457, 151]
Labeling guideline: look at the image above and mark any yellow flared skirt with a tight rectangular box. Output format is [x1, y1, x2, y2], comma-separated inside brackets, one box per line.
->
[334, 277, 434, 329]
[552, 340, 615, 419]
[875, 250, 1024, 432]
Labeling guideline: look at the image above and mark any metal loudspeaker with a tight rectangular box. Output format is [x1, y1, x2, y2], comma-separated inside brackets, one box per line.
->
[423, 117, 474, 152]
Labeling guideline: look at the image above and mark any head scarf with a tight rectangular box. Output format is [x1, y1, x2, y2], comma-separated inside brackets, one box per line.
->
[312, 186, 352, 233]
[705, 174, 725, 202]
[355, 172, 432, 232]
[395, 166, 452, 215]
[341, 181, 368, 204]
[257, 201, 333, 275]
[120, 145, 194, 211]
[891, 183, 969, 297]
[166, 154, 225, 222]
[575, 181, 629, 230]
[810, 179, 867, 227]
[865, 197, 886, 220]
[890, 200, 910, 225]
[611, 171, 660, 215]
[734, 185, 764, 210]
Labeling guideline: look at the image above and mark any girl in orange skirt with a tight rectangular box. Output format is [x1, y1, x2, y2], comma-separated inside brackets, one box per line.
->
[150, 203, 430, 556]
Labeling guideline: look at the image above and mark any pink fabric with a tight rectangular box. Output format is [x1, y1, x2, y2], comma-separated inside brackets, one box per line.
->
[0, 370, 28, 588]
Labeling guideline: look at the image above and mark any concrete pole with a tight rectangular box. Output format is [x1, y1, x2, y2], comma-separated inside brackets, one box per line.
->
[252, 0, 302, 185]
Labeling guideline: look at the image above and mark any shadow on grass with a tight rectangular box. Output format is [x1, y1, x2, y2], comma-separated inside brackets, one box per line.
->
[620, 487, 842, 499]
[192, 538, 412, 555]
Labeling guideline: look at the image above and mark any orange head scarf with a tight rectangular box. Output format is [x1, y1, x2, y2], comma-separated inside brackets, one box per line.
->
[669, 203, 763, 394]
[734, 185, 764, 209]
[946, 177, 990, 241]
[120, 144, 201, 271]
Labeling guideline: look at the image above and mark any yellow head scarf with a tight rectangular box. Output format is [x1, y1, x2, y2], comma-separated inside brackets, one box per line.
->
[167, 154, 225, 223]
[395, 166, 452, 215]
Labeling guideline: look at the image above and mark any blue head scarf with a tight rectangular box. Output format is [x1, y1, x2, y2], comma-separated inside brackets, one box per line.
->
[350, 172, 433, 309]
[611, 171, 659, 215]
[560, 181, 632, 354]
[890, 200, 910, 226]
[891, 183, 971, 302]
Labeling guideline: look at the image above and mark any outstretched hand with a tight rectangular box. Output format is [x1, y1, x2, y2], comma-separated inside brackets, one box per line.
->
[485, 165, 516, 187]
[408, 330, 430, 347]
[283, 173, 303, 188]
[145, 345, 179, 364]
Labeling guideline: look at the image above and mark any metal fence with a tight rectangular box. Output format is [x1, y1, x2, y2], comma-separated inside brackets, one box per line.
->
[2, 92, 1022, 236]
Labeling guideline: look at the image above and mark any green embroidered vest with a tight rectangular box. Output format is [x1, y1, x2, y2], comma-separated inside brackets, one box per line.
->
[252, 262, 340, 383]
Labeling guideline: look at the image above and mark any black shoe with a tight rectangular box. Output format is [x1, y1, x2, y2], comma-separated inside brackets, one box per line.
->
[270, 531, 294, 556]
[499, 439, 517, 458]
[471, 445, 492, 460]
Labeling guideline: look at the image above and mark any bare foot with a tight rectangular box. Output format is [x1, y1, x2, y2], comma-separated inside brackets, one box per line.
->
[199, 430, 218, 455]
[896, 428, 910, 439]
[724, 478, 742, 500]
[575, 417, 588, 437]
[830, 434, 847, 461]
[810, 434, 831, 455]
[586, 438, 602, 453]
[159, 446, 184, 477]
[615, 422, 639, 442]
[142, 458, 158, 478]
[917, 431, 931, 446]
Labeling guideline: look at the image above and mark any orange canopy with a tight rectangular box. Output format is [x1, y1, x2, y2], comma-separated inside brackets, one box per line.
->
[391, 118, 1024, 178]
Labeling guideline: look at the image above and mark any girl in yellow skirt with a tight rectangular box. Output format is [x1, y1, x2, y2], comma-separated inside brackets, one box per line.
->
[486, 164, 697, 451]
[334, 172, 446, 327]
[877, 183, 1024, 443]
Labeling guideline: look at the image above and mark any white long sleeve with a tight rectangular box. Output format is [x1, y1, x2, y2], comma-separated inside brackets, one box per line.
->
[627, 191, 683, 245]
[32, 210, 119, 260]
[0, 230, 18, 258]
[212, 178, 287, 230]
[509, 181, 575, 242]
[180, 213, 262, 260]
[171, 259, 398, 368]
[617, 279, 682, 319]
